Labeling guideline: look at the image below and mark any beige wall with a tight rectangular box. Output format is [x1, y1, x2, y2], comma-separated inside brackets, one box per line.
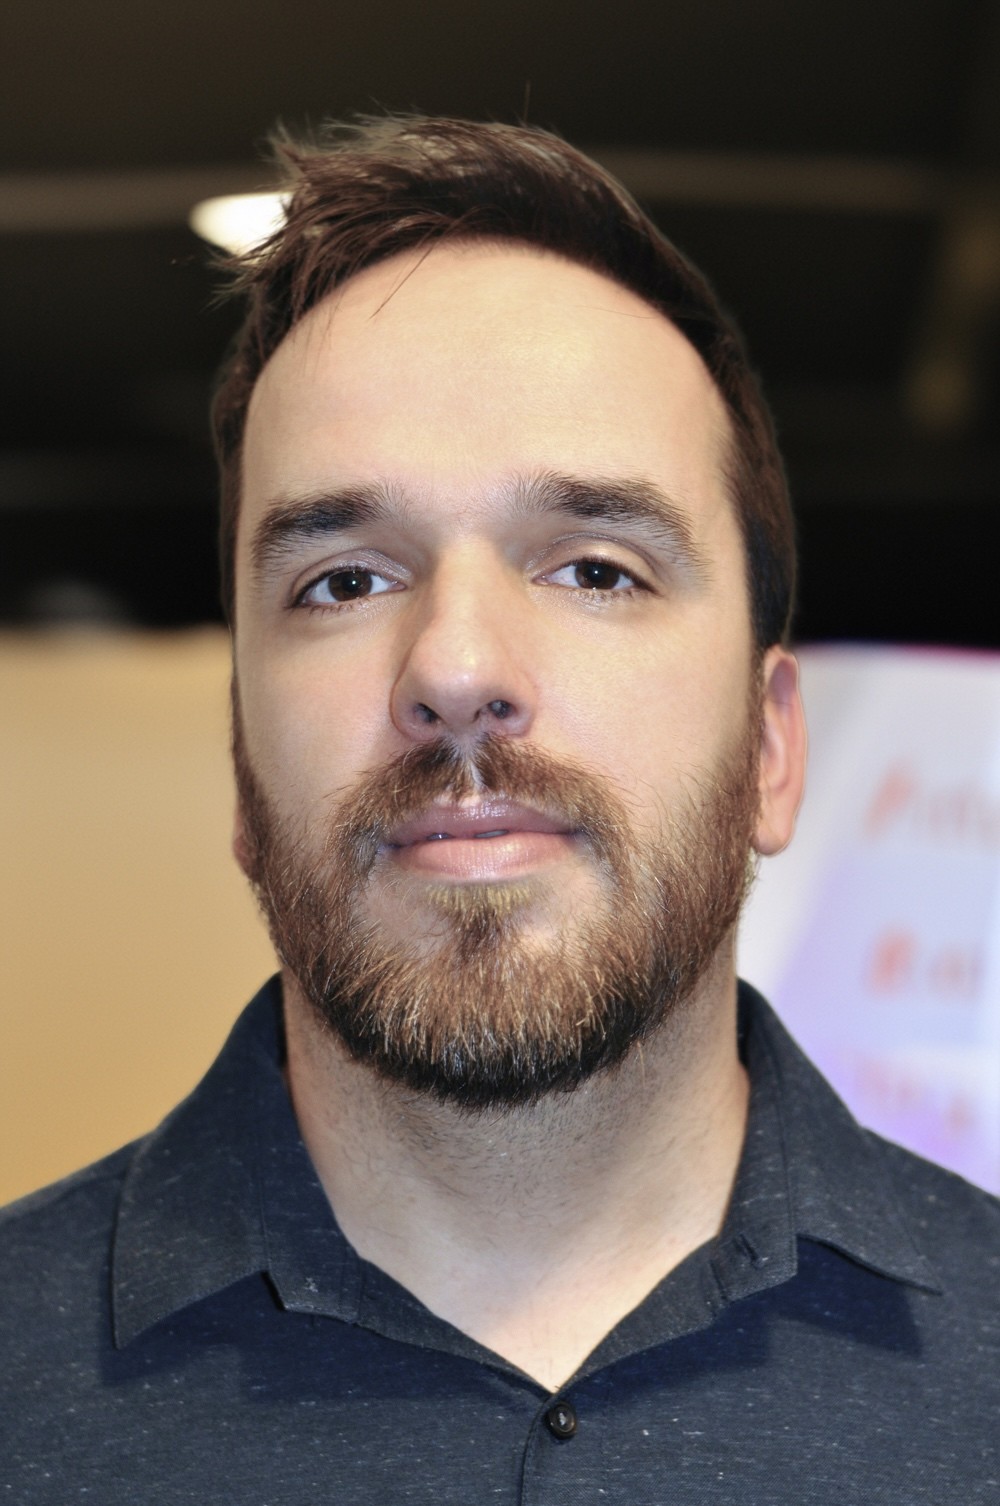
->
[1, 630, 276, 1205]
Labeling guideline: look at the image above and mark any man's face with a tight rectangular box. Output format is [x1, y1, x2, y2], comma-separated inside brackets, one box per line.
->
[231, 242, 802, 1105]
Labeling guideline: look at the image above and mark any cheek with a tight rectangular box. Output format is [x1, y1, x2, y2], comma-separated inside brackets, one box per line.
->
[235, 639, 394, 819]
[545, 625, 752, 797]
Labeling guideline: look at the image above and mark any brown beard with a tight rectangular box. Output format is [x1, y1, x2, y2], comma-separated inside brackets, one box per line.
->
[233, 706, 761, 1111]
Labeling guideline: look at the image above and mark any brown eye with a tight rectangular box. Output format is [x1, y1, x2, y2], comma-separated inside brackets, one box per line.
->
[573, 560, 629, 590]
[544, 557, 643, 594]
[324, 568, 375, 600]
[298, 565, 397, 608]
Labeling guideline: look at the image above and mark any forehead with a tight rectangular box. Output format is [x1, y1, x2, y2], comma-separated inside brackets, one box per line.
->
[241, 242, 734, 540]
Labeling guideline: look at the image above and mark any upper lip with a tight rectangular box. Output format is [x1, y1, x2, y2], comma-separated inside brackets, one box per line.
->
[384, 800, 575, 848]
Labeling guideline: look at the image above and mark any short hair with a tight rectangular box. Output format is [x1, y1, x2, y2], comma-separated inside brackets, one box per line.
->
[212, 116, 795, 646]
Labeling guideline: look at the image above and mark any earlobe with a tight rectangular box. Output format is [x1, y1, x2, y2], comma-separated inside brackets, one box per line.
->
[753, 646, 807, 857]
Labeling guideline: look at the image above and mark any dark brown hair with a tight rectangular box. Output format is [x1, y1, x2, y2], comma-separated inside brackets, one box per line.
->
[212, 115, 795, 645]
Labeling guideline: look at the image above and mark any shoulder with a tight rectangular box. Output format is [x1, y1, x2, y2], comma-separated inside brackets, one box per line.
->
[869, 1129, 1000, 1284]
[740, 981, 1000, 1323]
[0, 985, 281, 1277]
[0, 1143, 138, 1311]
[0, 1141, 149, 1457]
[0, 1141, 137, 1230]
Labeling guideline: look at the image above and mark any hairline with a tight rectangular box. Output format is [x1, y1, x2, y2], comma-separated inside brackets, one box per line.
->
[212, 119, 794, 649]
[227, 235, 751, 629]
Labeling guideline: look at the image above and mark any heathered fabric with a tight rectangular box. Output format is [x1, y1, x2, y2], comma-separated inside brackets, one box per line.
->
[1, 978, 998, 1504]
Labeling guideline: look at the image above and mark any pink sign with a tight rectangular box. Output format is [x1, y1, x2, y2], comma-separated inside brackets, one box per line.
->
[739, 646, 1000, 1193]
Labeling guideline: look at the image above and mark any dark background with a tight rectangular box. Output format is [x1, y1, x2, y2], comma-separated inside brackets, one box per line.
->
[3, 0, 999, 645]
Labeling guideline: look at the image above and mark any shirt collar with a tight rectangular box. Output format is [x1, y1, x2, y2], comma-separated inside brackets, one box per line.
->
[730, 982, 941, 1297]
[113, 979, 358, 1348]
[111, 977, 940, 1350]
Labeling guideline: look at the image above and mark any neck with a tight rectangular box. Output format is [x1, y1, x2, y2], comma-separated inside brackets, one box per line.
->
[283, 951, 748, 1392]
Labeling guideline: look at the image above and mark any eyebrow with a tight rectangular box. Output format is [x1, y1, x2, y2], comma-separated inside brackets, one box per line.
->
[512, 471, 710, 578]
[249, 471, 710, 583]
[250, 483, 401, 580]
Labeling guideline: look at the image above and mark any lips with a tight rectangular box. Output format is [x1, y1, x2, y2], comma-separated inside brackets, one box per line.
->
[383, 800, 574, 849]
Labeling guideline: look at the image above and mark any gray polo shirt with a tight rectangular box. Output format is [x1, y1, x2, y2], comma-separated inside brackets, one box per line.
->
[2, 978, 998, 1502]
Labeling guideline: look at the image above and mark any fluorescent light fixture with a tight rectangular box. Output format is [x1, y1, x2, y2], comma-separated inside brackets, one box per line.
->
[188, 191, 287, 253]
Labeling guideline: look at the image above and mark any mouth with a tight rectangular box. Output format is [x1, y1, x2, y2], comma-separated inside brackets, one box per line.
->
[380, 800, 580, 880]
[384, 799, 574, 848]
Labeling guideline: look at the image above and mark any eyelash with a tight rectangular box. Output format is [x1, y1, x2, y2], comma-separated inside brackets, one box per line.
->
[292, 553, 650, 613]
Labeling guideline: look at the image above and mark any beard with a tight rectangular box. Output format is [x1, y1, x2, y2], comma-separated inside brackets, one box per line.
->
[233, 706, 762, 1112]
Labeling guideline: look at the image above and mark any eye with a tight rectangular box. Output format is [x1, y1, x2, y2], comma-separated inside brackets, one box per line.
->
[546, 558, 642, 592]
[297, 566, 398, 607]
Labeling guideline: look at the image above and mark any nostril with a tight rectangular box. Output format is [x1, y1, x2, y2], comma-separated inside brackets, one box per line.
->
[416, 702, 439, 725]
[487, 699, 513, 720]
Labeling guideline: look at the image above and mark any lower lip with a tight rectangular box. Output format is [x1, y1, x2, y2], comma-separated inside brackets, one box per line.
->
[386, 830, 579, 881]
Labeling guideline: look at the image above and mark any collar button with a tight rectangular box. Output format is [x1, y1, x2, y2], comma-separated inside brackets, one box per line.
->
[545, 1401, 578, 1439]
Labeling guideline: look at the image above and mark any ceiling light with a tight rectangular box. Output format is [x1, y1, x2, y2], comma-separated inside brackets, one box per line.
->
[188, 191, 287, 253]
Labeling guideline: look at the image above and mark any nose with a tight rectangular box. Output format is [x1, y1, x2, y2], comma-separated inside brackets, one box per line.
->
[389, 559, 537, 745]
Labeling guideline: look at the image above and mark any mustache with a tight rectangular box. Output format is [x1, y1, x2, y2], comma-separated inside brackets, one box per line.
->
[326, 736, 632, 878]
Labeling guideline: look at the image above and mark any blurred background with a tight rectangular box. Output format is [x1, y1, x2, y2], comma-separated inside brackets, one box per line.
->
[4, 0, 1000, 639]
[3, 0, 999, 1201]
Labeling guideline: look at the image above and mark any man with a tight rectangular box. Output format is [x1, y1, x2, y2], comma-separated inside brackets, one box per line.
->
[3, 117, 998, 1501]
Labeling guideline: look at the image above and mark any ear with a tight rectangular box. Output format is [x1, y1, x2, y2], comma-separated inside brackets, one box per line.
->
[753, 646, 807, 857]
